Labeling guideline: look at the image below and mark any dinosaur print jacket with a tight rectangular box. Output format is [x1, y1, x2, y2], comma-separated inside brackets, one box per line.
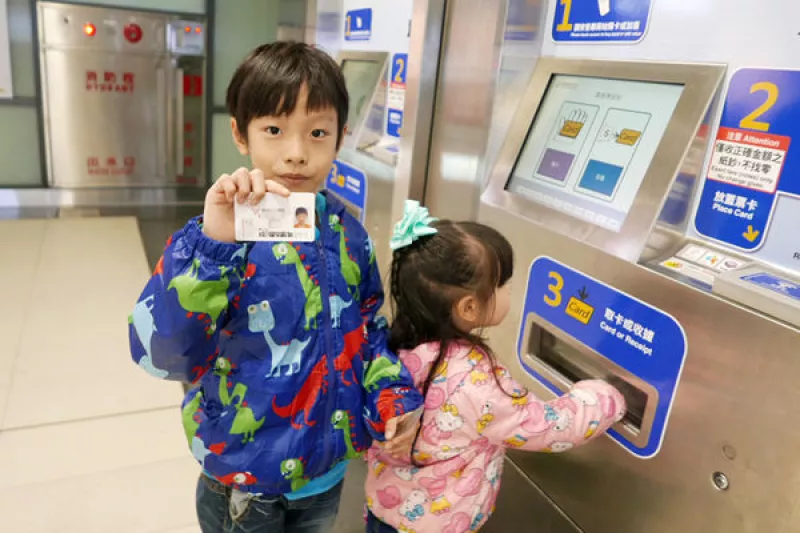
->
[129, 192, 423, 496]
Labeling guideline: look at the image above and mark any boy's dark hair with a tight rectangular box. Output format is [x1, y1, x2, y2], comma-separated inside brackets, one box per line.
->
[226, 41, 349, 147]
[389, 220, 525, 465]
[296, 207, 308, 216]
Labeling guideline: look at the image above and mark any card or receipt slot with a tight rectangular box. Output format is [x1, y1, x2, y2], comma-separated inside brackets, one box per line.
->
[234, 192, 316, 242]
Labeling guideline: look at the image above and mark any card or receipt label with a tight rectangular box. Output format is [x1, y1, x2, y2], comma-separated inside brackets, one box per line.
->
[234, 192, 316, 242]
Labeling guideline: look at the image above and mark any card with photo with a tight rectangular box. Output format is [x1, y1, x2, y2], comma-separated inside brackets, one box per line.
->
[234, 192, 316, 242]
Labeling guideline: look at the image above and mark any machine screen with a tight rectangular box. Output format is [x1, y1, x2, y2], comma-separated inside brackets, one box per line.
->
[341, 59, 384, 136]
[506, 74, 685, 232]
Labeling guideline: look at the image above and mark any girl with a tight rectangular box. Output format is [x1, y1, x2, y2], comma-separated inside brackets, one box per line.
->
[364, 201, 626, 533]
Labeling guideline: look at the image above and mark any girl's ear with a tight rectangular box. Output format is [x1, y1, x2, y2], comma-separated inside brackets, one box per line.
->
[453, 294, 481, 327]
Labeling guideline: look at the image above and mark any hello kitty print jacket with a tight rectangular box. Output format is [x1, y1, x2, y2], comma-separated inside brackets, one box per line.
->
[365, 341, 626, 533]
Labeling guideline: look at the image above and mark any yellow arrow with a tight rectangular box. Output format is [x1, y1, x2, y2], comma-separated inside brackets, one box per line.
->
[743, 225, 760, 242]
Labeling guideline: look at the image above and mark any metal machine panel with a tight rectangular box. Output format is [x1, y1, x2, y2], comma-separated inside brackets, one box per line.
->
[389, 0, 800, 531]
[479, 210, 800, 532]
[40, 47, 169, 187]
[37, 2, 206, 189]
[473, 22, 800, 533]
[482, 58, 725, 262]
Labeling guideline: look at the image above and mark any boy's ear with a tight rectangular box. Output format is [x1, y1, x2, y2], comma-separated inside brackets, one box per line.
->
[231, 118, 249, 156]
[336, 124, 349, 150]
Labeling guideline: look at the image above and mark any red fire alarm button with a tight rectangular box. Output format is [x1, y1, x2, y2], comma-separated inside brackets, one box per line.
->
[124, 23, 143, 43]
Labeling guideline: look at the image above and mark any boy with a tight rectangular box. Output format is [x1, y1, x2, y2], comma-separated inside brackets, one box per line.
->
[129, 42, 423, 533]
[294, 206, 311, 228]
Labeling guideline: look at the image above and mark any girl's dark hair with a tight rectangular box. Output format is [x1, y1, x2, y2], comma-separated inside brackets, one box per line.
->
[389, 220, 526, 464]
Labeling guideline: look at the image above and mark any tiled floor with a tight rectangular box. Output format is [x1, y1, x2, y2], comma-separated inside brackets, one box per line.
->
[0, 212, 554, 533]
[0, 217, 196, 532]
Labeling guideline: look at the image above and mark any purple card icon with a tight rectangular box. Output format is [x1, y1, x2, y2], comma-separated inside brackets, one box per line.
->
[537, 148, 575, 182]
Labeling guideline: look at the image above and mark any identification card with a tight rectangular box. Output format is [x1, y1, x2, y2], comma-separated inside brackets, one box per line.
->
[234, 192, 316, 242]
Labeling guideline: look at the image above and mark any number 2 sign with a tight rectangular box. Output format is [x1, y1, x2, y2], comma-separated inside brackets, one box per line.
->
[694, 68, 800, 251]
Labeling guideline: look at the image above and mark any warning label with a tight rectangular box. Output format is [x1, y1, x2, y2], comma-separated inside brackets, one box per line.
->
[707, 127, 790, 194]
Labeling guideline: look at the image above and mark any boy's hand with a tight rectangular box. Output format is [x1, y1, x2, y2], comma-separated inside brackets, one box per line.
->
[380, 409, 423, 458]
[203, 168, 290, 243]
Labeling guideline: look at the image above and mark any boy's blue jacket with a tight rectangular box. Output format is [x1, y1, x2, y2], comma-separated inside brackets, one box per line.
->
[129, 192, 423, 495]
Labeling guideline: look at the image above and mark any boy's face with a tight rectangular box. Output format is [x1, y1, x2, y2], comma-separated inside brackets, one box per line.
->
[296, 212, 308, 225]
[232, 85, 342, 194]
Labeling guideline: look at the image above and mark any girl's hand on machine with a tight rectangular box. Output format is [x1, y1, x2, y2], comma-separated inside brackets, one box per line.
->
[203, 168, 290, 243]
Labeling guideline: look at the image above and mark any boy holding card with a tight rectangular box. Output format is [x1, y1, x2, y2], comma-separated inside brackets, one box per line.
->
[128, 41, 423, 533]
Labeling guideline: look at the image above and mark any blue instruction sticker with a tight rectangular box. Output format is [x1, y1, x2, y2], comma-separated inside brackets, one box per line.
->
[387, 110, 403, 138]
[517, 256, 687, 459]
[552, 0, 652, 43]
[694, 68, 800, 251]
[741, 272, 800, 301]
[387, 54, 407, 139]
[344, 8, 372, 41]
[326, 159, 367, 224]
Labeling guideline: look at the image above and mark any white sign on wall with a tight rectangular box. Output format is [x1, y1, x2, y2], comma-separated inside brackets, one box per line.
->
[0, 0, 11, 99]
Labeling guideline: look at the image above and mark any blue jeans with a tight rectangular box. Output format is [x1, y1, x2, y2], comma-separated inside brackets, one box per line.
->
[196, 474, 344, 533]
[365, 510, 398, 533]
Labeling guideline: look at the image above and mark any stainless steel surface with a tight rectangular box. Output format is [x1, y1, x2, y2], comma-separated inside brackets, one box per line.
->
[391, 0, 446, 219]
[482, 58, 725, 262]
[469, 35, 800, 533]
[37, 2, 206, 189]
[482, 211, 800, 531]
[421, 0, 505, 220]
[714, 265, 800, 329]
[337, 147, 395, 277]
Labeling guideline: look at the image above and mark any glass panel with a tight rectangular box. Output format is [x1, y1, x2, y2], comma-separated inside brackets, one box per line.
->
[0, 106, 41, 186]
[212, 0, 280, 107]
[211, 112, 249, 180]
[55, 0, 205, 13]
[7, 0, 35, 98]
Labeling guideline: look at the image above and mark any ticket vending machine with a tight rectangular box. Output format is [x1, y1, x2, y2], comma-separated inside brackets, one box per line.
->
[327, 50, 396, 272]
[479, 57, 800, 532]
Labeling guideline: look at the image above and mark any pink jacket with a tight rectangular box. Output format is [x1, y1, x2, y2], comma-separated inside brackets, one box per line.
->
[365, 341, 625, 533]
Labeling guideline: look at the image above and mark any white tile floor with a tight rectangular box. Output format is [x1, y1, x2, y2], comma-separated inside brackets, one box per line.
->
[0, 217, 199, 532]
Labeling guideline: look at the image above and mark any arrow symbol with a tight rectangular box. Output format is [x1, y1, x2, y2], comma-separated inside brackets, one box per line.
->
[743, 225, 760, 243]
[577, 287, 590, 301]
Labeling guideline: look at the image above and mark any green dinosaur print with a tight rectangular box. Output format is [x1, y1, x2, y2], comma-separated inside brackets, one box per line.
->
[215, 357, 244, 407]
[281, 458, 310, 492]
[215, 357, 265, 444]
[182, 391, 203, 445]
[230, 393, 265, 444]
[168, 258, 231, 334]
[332, 410, 361, 460]
[273, 243, 323, 330]
[330, 215, 361, 299]
[363, 355, 403, 392]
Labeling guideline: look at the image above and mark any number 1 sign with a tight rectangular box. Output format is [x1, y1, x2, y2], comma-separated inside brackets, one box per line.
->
[552, 0, 653, 43]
